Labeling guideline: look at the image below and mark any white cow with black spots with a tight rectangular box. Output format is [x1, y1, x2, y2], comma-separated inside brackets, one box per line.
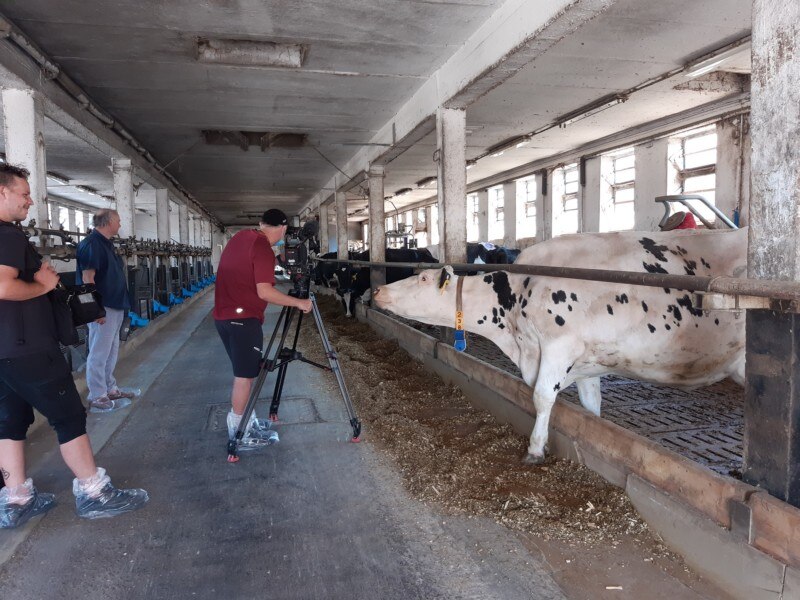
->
[373, 227, 746, 463]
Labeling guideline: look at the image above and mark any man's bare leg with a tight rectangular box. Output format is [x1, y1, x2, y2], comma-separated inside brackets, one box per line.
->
[0, 439, 26, 489]
[59, 435, 98, 481]
[231, 376, 254, 415]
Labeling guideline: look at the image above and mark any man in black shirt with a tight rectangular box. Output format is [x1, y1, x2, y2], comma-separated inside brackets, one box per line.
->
[0, 164, 148, 528]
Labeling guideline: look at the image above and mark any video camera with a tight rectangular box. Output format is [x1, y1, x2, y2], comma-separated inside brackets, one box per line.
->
[282, 220, 319, 298]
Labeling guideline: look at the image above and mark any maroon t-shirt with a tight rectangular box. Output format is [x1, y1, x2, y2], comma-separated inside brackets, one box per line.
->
[213, 229, 276, 323]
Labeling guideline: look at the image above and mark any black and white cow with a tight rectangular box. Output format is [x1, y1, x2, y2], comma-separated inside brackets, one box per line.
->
[336, 247, 438, 316]
[467, 242, 521, 265]
[313, 251, 342, 288]
[373, 228, 746, 463]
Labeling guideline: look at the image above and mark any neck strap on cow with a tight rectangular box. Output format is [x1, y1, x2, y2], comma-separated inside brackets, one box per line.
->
[453, 275, 466, 352]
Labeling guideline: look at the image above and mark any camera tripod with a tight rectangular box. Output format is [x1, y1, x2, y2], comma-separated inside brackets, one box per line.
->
[227, 290, 362, 462]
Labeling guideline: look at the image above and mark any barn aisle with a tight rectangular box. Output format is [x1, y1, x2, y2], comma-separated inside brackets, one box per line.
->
[0, 294, 565, 600]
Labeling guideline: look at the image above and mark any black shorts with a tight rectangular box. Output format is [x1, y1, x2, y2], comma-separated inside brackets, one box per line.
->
[215, 318, 264, 378]
[0, 346, 87, 444]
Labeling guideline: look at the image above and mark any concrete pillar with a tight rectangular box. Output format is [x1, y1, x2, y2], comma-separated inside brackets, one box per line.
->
[583, 157, 602, 232]
[535, 171, 552, 242]
[179, 204, 189, 245]
[436, 107, 467, 263]
[476, 189, 489, 242]
[716, 116, 750, 227]
[155, 188, 170, 242]
[744, 0, 800, 508]
[335, 189, 348, 260]
[368, 165, 386, 288]
[502, 181, 517, 247]
[211, 229, 224, 270]
[112, 158, 134, 238]
[634, 139, 670, 231]
[319, 204, 330, 254]
[192, 214, 200, 247]
[1, 89, 49, 232]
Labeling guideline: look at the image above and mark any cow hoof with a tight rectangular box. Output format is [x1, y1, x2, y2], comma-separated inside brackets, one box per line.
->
[522, 453, 545, 465]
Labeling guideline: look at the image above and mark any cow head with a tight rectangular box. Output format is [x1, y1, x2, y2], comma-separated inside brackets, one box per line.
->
[373, 266, 456, 325]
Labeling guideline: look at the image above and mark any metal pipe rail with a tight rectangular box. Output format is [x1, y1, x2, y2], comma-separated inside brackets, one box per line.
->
[314, 258, 800, 309]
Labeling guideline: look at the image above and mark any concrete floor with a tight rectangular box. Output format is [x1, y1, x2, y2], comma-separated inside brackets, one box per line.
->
[0, 294, 567, 600]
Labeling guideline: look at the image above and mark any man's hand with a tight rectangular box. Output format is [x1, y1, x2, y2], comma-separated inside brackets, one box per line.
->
[95, 317, 107, 325]
[33, 261, 60, 292]
[295, 298, 313, 313]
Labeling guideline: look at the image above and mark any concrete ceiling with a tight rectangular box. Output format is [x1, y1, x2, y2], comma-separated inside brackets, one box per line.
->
[0, 0, 752, 227]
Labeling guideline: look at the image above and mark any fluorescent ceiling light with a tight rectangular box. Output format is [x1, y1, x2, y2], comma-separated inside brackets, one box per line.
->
[685, 42, 751, 78]
[393, 187, 413, 197]
[466, 159, 478, 170]
[487, 135, 532, 157]
[559, 95, 627, 127]
[197, 38, 306, 69]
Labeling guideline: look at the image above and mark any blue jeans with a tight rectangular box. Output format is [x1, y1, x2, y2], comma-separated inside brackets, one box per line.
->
[86, 307, 125, 402]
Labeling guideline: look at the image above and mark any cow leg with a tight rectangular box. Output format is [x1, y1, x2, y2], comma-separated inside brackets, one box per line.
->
[524, 384, 558, 464]
[343, 291, 353, 317]
[524, 344, 582, 463]
[576, 377, 602, 416]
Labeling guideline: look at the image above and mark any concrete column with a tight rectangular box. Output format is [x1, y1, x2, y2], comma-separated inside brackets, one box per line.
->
[179, 203, 189, 245]
[211, 229, 224, 270]
[155, 188, 170, 242]
[1, 89, 48, 232]
[634, 139, 670, 231]
[716, 116, 750, 227]
[502, 181, 517, 247]
[112, 158, 135, 238]
[476, 189, 489, 242]
[368, 165, 386, 288]
[436, 107, 467, 263]
[744, 0, 800, 508]
[583, 157, 602, 232]
[192, 214, 200, 246]
[319, 204, 330, 254]
[335, 189, 348, 260]
[535, 171, 552, 242]
[67, 207, 77, 233]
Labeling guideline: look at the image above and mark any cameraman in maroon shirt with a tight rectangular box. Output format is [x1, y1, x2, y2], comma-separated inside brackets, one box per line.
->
[214, 209, 312, 446]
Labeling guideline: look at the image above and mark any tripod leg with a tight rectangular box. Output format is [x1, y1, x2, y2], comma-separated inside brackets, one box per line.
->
[269, 309, 304, 419]
[309, 293, 362, 442]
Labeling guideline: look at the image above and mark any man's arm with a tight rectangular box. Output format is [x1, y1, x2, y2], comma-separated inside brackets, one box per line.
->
[256, 282, 312, 313]
[82, 268, 96, 284]
[0, 263, 59, 301]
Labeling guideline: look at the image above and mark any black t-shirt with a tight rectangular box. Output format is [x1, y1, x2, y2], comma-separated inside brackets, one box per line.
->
[0, 222, 58, 358]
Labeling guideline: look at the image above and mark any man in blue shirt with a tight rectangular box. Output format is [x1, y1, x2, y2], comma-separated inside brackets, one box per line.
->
[76, 209, 134, 413]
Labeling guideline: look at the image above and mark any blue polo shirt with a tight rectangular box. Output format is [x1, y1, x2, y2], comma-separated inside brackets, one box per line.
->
[76, 230, 130, 310]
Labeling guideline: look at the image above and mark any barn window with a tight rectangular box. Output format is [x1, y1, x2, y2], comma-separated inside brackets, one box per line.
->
[467, 193, 479, 242]
[517, 175, 536, 239]
[416, 208, 427, 248]
[75, 210, 85, 233]
[430, 204, 439, 245]
[552, 163, 580, 237]
[668, 124, 718, 224]
[600, 147, 635, 232]
[488, 185, 504, 241]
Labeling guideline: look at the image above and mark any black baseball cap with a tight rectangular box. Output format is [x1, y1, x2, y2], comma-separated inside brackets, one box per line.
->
[261, 209, 288, 226]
